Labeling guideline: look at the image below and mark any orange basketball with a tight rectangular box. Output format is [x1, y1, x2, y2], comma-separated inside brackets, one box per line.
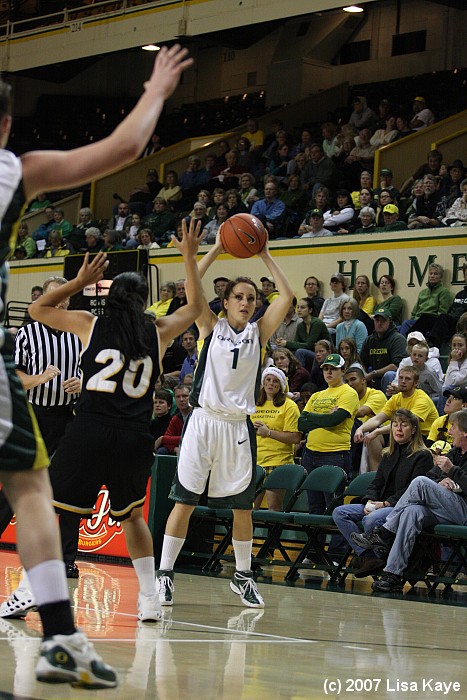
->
[220, 213, 268, 258]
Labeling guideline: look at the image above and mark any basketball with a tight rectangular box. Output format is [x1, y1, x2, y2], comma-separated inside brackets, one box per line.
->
[220, 213, 268, 258]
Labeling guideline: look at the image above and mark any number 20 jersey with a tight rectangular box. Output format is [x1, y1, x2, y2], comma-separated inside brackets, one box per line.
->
[76, 315, 161, 425]
[190, 318, 262, 416]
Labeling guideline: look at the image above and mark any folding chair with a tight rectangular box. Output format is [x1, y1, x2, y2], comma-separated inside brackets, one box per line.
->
[249, 463, 307, 565]
[280, 465, 348, 581]
[5, 300, 29, 328]
[186, 465, 267, 572]
[425, 525, 467, 595]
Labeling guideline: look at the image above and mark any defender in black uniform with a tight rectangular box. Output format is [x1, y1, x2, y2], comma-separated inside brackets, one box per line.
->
[0, 45, 193, 688]
[30, 229, 203, 619]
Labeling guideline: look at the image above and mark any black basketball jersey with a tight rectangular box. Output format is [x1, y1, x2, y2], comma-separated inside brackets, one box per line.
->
[76, 315, 161, 426]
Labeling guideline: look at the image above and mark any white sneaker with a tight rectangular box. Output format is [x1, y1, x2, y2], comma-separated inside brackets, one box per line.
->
[230, 571, 265, 608]
[36, 630, 117, 688]
[137, 592, 162, 622]
[156, 570, 174, 606]
[0, 588, 37, 619]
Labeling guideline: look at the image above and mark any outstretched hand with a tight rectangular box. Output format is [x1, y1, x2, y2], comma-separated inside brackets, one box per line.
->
[145, 45, 194, 100]
[171, 217, 203, 256]
[256, 236, 270, 261]
[76, 252, 109, 288]
[212, 228, 226, 255]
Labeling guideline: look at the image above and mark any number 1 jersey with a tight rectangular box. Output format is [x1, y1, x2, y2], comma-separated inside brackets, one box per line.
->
[190, 318, 261, 416]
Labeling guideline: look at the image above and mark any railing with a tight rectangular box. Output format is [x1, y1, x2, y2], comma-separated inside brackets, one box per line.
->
[0, 0, 170, 40]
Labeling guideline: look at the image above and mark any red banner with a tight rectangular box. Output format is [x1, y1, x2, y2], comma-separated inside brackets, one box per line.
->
[1, 483, 151, 560]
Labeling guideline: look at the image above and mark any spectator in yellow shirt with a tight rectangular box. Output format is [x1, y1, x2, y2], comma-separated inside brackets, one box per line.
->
[298, 353, 359, 512]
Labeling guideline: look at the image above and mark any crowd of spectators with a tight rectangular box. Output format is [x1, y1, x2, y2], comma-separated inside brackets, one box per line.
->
[12, 92, 466, 259]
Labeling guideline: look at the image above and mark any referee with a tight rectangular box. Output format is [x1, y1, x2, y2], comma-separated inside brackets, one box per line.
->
[0, 276, 82, 578]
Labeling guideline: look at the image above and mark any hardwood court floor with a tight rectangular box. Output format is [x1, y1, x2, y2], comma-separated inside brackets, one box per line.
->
[0, 551, 466, 700]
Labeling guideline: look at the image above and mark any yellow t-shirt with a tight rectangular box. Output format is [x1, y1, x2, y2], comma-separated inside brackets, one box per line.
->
[304, 383, 359, 452]
[382, 389, 438, 436]
[360, 296, 376, 315]
[360, 387, 387, 423]
[146, 298, 172, 318]
[252, 398, 300, 468]
[427, 414, 452, 444]
[242, 129, 264, 150]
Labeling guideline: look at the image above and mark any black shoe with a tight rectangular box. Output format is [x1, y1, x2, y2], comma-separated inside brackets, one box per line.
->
[65, 561, 79, 579]
[350, 527, 394, 553]
[372, 572, 404, 592]
[354, 556, 387, 578]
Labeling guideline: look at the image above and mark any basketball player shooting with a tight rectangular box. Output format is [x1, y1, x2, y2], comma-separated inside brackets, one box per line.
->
[156, 230, 294, 608]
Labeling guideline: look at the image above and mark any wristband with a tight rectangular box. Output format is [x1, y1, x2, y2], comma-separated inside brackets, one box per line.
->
[268, 429, 271, 437]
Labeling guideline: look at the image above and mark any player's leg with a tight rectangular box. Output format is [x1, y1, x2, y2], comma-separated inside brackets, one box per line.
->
[157, 502, 196, 606]
[230, 509, 264, 608]
[1, 468, 117, 688]
[122, 506, 163, 622]
[156, 410, 209, 605]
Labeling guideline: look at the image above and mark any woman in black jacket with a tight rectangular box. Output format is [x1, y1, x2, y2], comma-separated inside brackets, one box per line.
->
[333, 409, 433, 576]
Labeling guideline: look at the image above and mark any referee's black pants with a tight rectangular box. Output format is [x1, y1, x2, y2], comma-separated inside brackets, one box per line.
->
[0, 403, 81, 564]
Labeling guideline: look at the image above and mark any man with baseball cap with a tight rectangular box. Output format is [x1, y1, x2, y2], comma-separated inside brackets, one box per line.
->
[209, 276, 230, 315]
[410, 96, 434, 131]
[298, 208, 333, 238]
[260, 275, 279, 303]
[298, 353, 359, 512]
[375, 204, 407, 232]
[360, 307, 407, 393]
[374, 167, 400, 202]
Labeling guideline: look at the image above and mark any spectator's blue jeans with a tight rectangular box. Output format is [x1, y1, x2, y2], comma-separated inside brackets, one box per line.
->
[382, 476, 467, 576]
[332, 503, 394, 555]
[381, 370, 396, 395]
[399, 319, 416, 337]
[294, 348, 315, 371]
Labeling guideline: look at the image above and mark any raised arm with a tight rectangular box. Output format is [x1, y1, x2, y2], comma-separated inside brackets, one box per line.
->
[257, 244, 294, 346]
[21, 45, 193, 200]
[194, 234, 225, 338]
[28, 252, 109, 343]
[156, 220, 204, 354]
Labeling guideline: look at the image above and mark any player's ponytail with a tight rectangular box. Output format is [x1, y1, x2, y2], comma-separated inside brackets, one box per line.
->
[106, 272, 151, 360]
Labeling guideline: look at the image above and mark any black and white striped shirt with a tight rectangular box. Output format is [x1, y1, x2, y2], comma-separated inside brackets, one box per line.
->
[14, 322, 81, 406]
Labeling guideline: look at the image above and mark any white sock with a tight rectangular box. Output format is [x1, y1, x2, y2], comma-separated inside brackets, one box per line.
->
[232, 539, 252, 572]
[133, 556, 156, 596]
[159, 535, 185, 571]
[27, 560, 69, 606]
[18, 568, 30, 591]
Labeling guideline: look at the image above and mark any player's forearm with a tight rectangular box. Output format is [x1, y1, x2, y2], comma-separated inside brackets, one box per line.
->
[261, 251, 293, 303]
[197, 243, 222, 278]
[16, 369, 44, 389]
[183, 252, 204, 319]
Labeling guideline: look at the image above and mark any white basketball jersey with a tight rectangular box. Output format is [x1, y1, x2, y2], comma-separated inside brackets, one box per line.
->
[191, 318, 261, 416]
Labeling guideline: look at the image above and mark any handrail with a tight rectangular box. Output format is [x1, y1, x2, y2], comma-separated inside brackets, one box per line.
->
[432, 126, 467, 150]
[0, 0, 163, 40]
